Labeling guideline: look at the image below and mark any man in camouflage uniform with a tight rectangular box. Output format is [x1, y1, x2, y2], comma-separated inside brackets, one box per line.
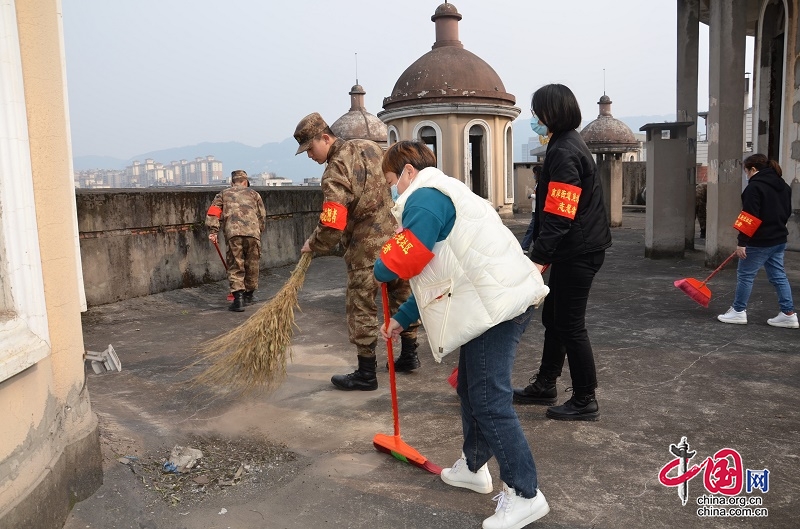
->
[696, 182, 707, 239]
[294, 112, 419, 391]
[206, 170, 266, 312]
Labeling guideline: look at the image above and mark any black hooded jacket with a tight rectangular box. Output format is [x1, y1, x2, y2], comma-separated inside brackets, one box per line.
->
[529, 129, 612, 264]
[738, 167, 792, 247]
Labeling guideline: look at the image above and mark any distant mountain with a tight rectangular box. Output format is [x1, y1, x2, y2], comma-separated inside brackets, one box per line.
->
[76, 113, 677, 180]
[615, 114, 677, 133]
[73, 155, 128, 171]
[73, 139, 323, 183]
[512, 113, 675, 140]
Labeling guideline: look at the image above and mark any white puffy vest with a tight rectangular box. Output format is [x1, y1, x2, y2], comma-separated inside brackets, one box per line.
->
[392, 167, 549, 362]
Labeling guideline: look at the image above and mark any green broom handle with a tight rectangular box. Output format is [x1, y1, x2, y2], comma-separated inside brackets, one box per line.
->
[381, 283, 401, 437]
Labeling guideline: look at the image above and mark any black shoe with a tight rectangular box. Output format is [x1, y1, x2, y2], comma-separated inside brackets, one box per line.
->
[513, 373, 557, 405]
[389, 351, 421, 372]
[243, 290, 256, 305]
[545, 394, 599, 421]
[386, 337, 421, 372]
[332, 355, 377, 391]
[228, 291, 245, 312]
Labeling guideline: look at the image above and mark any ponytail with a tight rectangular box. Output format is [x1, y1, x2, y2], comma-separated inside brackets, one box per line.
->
[743, 153, 782, 177]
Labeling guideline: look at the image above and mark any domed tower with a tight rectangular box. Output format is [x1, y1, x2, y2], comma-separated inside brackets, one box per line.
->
[330, 83, 388, 148]
[580, 95, 638, 155]
[379, 2, 520, 215]
[580, 94, 639, 227]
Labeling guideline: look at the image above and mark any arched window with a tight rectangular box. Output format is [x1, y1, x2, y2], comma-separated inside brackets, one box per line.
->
[412, 121, 443, 169]
[463, 120, 492, 201]
[388, 127, 398, 145]
[418, 126, 437, 159]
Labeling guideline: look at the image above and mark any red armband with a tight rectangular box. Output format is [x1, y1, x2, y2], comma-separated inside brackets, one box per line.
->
[380, 229, 434, 280]
[543, 182, 581, 220]
[733, 211, 762, 237]
[320, 201, 347, 230]
[207, 205, 222, 217]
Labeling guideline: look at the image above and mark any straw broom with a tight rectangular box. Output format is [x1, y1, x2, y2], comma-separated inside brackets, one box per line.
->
[191, 252, 313, 395]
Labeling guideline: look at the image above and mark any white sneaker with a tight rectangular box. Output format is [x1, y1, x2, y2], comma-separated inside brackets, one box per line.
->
[717, 307, 747, 325]
[767, 312, 799, 328]
[482, 483, 549, 529]
[440, 453, 493, 494]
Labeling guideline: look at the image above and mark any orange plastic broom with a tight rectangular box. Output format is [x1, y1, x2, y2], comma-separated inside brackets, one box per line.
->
[673, 251, 737, 308]
[373, 283, 442, 475]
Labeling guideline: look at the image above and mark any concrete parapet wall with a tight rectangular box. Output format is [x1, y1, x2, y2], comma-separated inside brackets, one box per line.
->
[76, 188, 322, 306]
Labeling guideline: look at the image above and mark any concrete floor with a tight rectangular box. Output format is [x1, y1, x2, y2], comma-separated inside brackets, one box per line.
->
[64, 211, 799, 529]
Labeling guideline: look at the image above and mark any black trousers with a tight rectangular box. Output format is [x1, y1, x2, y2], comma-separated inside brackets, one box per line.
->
[538, 250, 605, 395]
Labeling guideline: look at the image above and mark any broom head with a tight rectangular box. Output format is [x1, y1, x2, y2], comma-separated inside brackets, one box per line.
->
[674, 277, 711, 308]
[447, 366, 458, 389]
[373, 433, 442, 474]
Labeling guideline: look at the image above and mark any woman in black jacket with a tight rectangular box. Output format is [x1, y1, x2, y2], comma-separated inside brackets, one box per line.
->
[513, 84, 612, 420]
[717, 154, 797, 328]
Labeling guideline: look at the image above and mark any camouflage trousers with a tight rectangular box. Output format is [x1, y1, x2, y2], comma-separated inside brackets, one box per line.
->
[226, 235, 261, 292]
[348, 266, 418, 358]
[695, 183, 707, 234]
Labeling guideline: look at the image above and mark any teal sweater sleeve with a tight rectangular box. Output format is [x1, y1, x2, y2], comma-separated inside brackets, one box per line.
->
[374, 187, 455, 329]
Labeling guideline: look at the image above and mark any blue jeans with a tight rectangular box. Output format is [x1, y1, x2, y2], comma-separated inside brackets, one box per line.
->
[733, 243, 795, 313]
[521, 213, 536, 251]
[457, 305, 539, 498]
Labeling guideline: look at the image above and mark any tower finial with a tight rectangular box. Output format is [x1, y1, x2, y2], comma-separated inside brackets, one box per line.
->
[355, 52, 358, 85]
[603, 68, 606, 95]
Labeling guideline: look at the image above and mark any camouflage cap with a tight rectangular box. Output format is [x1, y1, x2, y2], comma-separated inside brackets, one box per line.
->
[231, 169, 248, 178]
[293, 112, 329, 155]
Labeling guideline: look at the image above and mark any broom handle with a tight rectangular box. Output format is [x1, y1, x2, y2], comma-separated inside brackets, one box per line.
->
[213, 240, 228, 270]
[701, 251, 737, 284]
[381, 283, 401, 438]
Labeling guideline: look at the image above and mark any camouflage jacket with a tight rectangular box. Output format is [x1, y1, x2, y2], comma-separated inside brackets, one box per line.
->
[309, 138, 396, 270]
[205, 185, 266, 240]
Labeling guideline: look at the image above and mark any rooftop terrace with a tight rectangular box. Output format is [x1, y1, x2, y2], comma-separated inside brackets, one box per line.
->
[65, 210, 799, 529]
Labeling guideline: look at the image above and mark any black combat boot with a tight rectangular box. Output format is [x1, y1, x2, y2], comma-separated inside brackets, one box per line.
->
[331, 355, 378, 391]
[387, 336, 421, 372]
[545, 392, 600, 421]
[243, 290, 256, 305]
[512, 372, 557, 405]
[228, 290, 245, 312]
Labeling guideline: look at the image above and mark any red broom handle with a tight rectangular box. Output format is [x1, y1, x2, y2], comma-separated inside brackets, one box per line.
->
[701, 251, 737, 283]
[213, 240, 228, 270]
[380, 283, 401, 437]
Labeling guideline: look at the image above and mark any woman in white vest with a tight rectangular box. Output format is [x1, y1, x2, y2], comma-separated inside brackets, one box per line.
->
[374, 141, 551, 529]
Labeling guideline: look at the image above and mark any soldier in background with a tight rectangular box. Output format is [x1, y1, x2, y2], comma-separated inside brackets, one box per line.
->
[293, 112, 419, 391]
[696, 182, 707, 239]
[206, 170, 266, 312]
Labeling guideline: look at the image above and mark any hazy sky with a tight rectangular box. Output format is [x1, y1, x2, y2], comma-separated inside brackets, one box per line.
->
[62, 0, 754, 159]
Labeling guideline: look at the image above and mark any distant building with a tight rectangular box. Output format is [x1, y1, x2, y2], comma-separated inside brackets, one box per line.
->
[74, 169, 125, 188]
[125, 155, 223, 186]
[300, 177, 321, 186]
[253, 172, 293, 186]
